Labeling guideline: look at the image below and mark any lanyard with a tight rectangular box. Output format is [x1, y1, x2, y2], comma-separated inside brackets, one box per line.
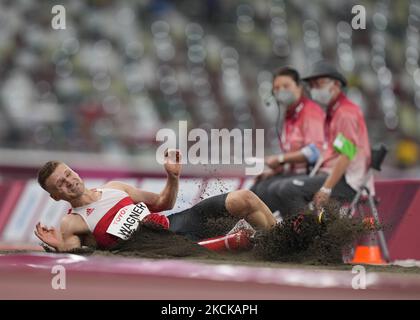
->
[279, 102, 304, 152]
[324, 101, 340, 148]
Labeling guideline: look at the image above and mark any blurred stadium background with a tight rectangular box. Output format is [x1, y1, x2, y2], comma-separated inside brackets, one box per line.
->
[0, 0, 419, 177]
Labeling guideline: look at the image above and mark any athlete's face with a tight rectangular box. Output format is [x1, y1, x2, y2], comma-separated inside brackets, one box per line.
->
[45, 164, 85, 201]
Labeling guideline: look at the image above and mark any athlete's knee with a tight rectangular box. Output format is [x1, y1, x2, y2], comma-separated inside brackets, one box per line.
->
[228, 189, 259, 209]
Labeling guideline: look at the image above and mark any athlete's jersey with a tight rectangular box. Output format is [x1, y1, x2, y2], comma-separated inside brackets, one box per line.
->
[70, 188, 152, 248]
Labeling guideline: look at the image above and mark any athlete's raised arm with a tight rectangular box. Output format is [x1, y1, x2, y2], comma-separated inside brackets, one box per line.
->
[106, 149, 181, 212]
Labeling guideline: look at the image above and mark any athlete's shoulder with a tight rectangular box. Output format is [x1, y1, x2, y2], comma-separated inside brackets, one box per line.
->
[61, 213, 89, 235]
[63, 212, 75, 221]
[61, 213, 80, 230]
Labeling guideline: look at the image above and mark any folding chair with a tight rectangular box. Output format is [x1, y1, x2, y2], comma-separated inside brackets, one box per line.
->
[347, 143, 390, 262]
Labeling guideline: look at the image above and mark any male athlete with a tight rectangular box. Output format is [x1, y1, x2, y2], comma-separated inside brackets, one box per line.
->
[34, 150, 277, 252]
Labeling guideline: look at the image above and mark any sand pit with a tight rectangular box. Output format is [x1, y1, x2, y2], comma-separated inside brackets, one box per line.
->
[1, 209, 419, 300]
[46, 202, 373, 267]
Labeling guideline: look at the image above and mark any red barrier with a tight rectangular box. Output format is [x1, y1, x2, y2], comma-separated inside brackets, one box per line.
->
[374, 180, 420, 260]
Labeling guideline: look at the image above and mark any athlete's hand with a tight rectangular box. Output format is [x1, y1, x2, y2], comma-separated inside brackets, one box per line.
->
[34, 222, 63, 250]
[164, 149, 182, 178]
[143, 213, 170, 230]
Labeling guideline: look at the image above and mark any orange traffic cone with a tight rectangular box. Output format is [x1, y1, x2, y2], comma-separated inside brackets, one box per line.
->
[198, 230, 252, 252]
[350, 217, 387, 265]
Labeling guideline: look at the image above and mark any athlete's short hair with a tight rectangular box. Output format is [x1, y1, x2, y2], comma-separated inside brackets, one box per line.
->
[37, 161, 62, 191]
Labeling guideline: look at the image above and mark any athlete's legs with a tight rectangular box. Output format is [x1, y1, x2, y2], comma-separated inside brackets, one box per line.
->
[225, 190, 276, 230]
[168, 191, 276, 241]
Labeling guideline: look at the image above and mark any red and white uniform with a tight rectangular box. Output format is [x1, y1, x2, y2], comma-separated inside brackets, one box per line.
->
[280, 96, 325, 174]
[320, 92, 374, 194]
[70, 188, 152, 249]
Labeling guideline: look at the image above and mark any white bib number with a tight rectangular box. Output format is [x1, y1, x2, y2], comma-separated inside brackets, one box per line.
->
[106, 202, 151, 240]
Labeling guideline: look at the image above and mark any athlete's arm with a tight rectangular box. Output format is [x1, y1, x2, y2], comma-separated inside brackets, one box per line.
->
[34, 215, 83, 252]
[154, 173, 179, 211]
[107, 178, 178, 212]
[105, 149, 181, 212]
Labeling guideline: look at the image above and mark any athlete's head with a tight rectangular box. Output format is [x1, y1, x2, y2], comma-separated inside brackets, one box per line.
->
[272, 66, 303, 108]
[37, 161, 85, 202]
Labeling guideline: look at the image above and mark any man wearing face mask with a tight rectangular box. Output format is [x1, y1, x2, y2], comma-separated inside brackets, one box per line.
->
[266, 61, 373, 216]
[250, 67, 325, 211]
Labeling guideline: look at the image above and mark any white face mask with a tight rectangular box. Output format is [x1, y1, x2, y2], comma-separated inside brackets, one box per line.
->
[275, 89, 298, 106]
[310, 81, 334, 107]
